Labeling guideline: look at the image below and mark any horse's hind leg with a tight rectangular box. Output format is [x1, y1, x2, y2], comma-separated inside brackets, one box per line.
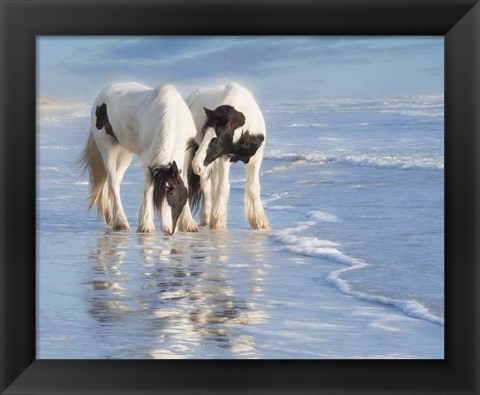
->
[114, 149, 133, 229]
[100, 183, 114, 227]
[245, 151, 270, 229]
[103, 145, 133, 231]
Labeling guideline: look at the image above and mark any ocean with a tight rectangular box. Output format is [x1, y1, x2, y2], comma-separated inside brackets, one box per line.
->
[37, 95, 444, 359]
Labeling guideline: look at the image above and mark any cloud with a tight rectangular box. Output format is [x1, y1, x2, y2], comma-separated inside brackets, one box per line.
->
[41, 37, 443, 101]
[100, 38, 193, 60]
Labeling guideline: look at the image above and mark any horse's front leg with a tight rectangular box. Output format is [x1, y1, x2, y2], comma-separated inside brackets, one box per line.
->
[177, 204, 199, 232]
[105, 147, 132, 231]
[137, 168, 156, 233]
[245, 153, 270, 229]
[210, 160, 231, 229]
[177, 173, 199, 233]
[200, 173, 212, 227]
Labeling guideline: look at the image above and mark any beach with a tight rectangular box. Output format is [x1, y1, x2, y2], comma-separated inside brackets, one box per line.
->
[37, 96, 444, 359]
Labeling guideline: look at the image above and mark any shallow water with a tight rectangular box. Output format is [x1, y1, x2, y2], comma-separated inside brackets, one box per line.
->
[37, 97, 444, 359]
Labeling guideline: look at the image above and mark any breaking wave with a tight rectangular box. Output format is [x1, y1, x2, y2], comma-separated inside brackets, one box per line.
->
[264, 151, 443, 170]
[273, 220, 444, 326]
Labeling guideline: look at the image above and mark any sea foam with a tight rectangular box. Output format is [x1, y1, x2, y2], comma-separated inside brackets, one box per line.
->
[273, 219, 444, 326]
[264, 151, 443, 170]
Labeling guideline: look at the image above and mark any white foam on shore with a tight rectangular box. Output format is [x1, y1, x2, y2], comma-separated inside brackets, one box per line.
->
[266, 205, 295, 211]
[264, 151, 443, 171]
[37, 102, 90, 126]
[38, 145, 71, 150]
[262, 192, 294, 206]
[344, 154, 444, 170]
[287, 122, 328, 128]
[306, 211, 339, 222]
[263, 95, 443, 118]
[327, 265, 444, 326]
[273, 219, 444, 326]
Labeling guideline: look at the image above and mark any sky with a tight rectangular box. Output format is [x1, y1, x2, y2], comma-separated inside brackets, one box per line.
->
[37, 36, 443, 103]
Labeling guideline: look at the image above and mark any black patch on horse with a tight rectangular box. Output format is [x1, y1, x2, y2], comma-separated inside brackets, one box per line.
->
[226, 131, 265, 164]
[202, 105, 246, 137]
[201, 105, 250, 166]
[95, 103, 119, 143]
[203, 133, 231, 167]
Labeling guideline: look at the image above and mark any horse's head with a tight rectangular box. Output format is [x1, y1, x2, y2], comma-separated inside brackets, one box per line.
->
[192, 105, 246, 176]
[149, 161, 188, 235]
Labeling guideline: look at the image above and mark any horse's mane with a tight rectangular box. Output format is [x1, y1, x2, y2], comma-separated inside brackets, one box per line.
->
[140, 85, 191, 166]
[150, 164, 170, 215]
[186, 138, 202, 214]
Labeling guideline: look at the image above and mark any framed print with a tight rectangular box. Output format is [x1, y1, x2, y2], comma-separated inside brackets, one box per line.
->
[1, 0, 479, 394]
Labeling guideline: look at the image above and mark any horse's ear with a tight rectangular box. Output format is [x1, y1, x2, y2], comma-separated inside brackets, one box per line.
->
[204, 107, 215, 118]
[170, 161, 179, 177]
[95, 103, 100, 117]
[148, 166, 155, 177]
[228, 110, 246, 132]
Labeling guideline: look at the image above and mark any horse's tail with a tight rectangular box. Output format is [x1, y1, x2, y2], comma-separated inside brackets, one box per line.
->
[185, 138, 201, 214]
[78, 129, 112, 225]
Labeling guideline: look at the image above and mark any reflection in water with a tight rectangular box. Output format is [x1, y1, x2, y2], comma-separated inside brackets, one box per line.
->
[87, 230, 131, 324]
[86, 229, 271, 358]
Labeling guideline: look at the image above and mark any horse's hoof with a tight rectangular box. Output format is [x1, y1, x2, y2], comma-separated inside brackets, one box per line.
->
[178, 222, 199, 232]
[186, 224, 199, 232]
[249, 215, 270, 230]
[113, 223, 129, 231]
[137, 224, 155, 233]
[209, 216, 227, 229]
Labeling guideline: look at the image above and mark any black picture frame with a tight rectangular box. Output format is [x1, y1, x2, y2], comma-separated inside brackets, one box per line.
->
[1, 0, 479, 394]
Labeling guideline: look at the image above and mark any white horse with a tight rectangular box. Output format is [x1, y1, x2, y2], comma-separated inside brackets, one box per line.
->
[186, 83, 270, 230]
[80, 82, 200, 235]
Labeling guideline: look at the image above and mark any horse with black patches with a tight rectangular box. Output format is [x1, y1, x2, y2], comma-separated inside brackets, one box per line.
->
[80, 82, 200, 235]
[186, 83, 270, 230]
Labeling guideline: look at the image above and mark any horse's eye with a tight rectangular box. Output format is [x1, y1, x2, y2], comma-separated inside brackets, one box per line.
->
[168, 190, 175, 197]
[211, 138, 219, 145]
